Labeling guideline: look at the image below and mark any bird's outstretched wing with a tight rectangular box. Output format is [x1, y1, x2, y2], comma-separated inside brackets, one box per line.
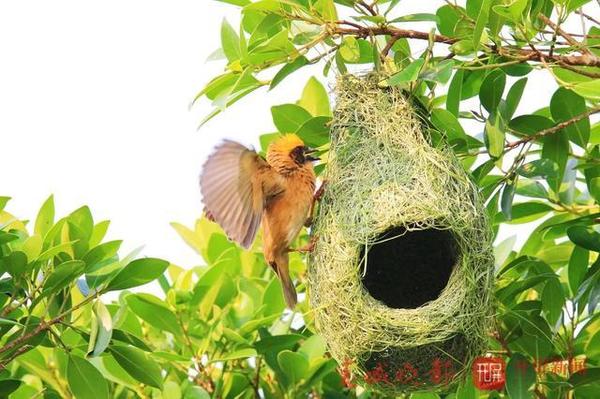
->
[200, 140, 283, 249]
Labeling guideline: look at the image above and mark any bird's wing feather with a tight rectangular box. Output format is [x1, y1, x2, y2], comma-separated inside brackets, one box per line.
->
[200, 140, 283, 249]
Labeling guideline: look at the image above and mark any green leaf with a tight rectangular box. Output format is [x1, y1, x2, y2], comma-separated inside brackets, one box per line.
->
[298, 77, 331, 117]
[183, 386, 211, 399]
[569, 246, 589, 294]
[517, 159, 558, 179]
[105, 258, 169, 291]
[485, 114, 505, 158]
[567, 226, 600, 252]
[254, 334, 304, 355]
[501, 181, 516, 221]
[505, 354, 535, 398]
[0, 379, 21, 397]
[212, 348, 257, 362]
[69, 206, 94, 241]
[505, 78, 527, 119]
[221, 19, 241, 62]
[67, 354, 109, 399]
[550, 88, 590, 148]
[446, 69, 463, 117]
[339, 36, 360, 62]
[542, 129, 569, 192]
[431, 108, 466, 139]
[388, 59, 424, 86]
[278, 350, 309, 386]
[126, 293, 183, 337]
[270, 56, 309, 90]
[91, 300, 113, 357]
[0, 196, 10, 212]
[262, 277, 286, 316]
[516, 179, 548, 199]
[509, 114, 554, 136]
[271, 104, 312, 133]
[43, 260, 86, 294]
[542, 278, 565, 326]
[295, 116, 331, 148]
[479, 69, 506, 113]
[469, 0, 492, 49]
[34, 195, 54, 238]
[4, 251, 28, 279]
[571, 79, 600, 100]
[495, 202, 553, 224]
[569, 367, 600, 388]
[313, 0, 337, 20]
[492, 0, 528, 23]
[82, 240, 122, 272]
[436, 5, 461, 36]
[420, 60, 454, 84]
[110, 345, 163, 389]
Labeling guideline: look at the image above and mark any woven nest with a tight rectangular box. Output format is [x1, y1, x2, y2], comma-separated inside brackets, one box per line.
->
[308, 74, 495, 394]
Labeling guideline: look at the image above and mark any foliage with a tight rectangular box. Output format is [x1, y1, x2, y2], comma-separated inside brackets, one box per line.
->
[0, 197, 342, 398]
[2, 0, 600, 398]
[191, 0, 600, 397]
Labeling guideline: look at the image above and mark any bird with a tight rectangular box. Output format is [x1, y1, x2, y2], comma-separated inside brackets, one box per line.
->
[199, 134, 323, 309]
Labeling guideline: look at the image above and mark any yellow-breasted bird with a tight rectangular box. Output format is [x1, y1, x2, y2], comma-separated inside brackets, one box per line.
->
[199, 134, 323, 308]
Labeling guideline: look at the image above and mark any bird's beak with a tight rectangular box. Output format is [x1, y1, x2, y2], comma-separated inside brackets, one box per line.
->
[304, 147, 320, 161]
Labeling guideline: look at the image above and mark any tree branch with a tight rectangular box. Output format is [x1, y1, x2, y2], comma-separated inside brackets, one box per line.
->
[0, 293, 97, 362]
[539, 14, 592, 55]
[331, 24, 600, 67]
[506, 106, 600, 149]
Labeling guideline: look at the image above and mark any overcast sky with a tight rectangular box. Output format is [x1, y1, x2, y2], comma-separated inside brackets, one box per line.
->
[0, 1, 593, 270]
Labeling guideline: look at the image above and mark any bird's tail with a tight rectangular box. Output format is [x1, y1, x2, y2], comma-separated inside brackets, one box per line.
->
[279, 269, 298, 309]
[270, 257, 297, 309]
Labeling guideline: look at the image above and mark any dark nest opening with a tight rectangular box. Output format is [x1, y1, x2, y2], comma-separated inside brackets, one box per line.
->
[359, 225, 460, 309]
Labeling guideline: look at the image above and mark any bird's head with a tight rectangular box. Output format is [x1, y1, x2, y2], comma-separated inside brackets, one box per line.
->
[266, 134, 319, 173]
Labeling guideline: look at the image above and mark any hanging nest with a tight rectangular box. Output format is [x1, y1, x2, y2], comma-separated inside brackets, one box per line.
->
[308, 74, 495, 394]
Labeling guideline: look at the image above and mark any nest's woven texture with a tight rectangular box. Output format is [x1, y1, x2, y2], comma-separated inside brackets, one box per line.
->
[308, 74, 495, 394]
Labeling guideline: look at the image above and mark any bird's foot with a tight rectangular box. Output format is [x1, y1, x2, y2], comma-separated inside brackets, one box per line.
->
[289, 235, 318, 253]
[304, 216, 313, 228]
[314, 180, 327, 202]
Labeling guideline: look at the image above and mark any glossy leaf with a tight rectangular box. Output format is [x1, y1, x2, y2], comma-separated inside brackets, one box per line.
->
[298, 77, 331, 117]
[505, 354, 535, 398]
[110, 345, 163, 389]
[479, 69, 506, 113]
[34, 195, 54, 238]
[271, 104, 312, 133]
[567, 226, 600, 252]
[105, 258, 169, 291]
[126, 293, 183, 337]
[550, 88, 590, 148]
[388, 59, 424, 86]
[67, 354, 109, 399]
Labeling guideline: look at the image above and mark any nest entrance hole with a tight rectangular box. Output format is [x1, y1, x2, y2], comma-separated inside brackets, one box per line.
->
[359, 225, 459, 309]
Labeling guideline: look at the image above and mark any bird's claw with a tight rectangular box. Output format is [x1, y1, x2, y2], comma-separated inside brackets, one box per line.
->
[314, 181, 327, 202]
[290, 235, 318, 253]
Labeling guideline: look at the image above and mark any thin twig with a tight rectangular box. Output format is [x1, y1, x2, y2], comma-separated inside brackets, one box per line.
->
[0, 293, 97, 356]
[556, 62, 600, 78]
[506, 106, 600, 149]
[539, 14, 592, 55]
[0, 345, 32, 371]
[576, 9, 600, 25]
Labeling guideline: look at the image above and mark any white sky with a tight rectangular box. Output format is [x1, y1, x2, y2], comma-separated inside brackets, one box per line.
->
[0, 1, 594, 270]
